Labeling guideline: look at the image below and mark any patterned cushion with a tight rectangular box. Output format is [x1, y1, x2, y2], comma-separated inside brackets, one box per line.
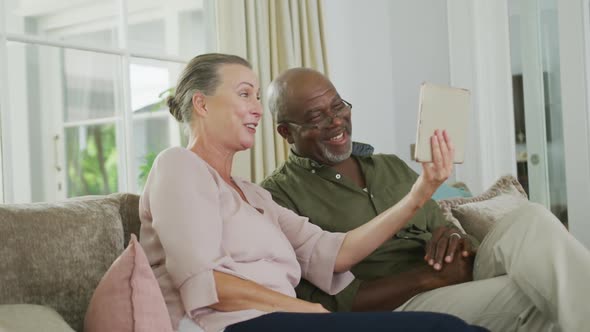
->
[437, 175, 529, 242]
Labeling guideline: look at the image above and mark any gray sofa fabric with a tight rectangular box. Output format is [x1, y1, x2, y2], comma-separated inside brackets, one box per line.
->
[114, 193, 141, 245]
[0, 193, 141, 332]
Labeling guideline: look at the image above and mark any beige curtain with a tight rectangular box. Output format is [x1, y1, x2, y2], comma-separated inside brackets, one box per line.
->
[215, 0, 328, 183]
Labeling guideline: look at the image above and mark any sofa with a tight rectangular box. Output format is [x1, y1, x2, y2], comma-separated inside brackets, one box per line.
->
[0, 176, 528, 332]
[0, 193, 141, 332]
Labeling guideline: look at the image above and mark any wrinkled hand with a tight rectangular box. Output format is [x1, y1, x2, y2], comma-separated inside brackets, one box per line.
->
[424, 226, 475, 270]
[411, 130, 455, 207]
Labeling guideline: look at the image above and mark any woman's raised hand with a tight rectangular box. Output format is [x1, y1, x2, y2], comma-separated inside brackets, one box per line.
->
[411, 130, 455, 207]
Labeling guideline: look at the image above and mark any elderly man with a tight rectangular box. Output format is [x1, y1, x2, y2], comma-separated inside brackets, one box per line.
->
[261, 67, 590, 332]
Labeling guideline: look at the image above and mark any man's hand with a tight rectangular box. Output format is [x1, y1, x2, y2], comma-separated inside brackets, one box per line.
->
[433, 252, 474, 287]
[425, 226, 475, 270]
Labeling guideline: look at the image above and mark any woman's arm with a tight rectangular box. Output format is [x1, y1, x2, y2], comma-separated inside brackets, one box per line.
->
[335, 130, 454, 272]
[209, 271, 328, 313]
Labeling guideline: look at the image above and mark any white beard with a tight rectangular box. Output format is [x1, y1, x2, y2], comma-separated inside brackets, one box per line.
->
[319, 139, 353, 164]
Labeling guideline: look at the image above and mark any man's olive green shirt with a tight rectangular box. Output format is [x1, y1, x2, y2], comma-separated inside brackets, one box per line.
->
[260, 142, 476, 312]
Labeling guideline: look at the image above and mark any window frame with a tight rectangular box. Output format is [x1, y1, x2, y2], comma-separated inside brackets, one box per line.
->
[0, 0, 216, 203]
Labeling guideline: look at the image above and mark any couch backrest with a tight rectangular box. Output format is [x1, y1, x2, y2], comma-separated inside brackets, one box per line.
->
[110, 193, 141, 247]
[0, 193, 141, 332]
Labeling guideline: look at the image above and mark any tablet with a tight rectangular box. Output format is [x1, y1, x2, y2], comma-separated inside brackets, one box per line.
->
[414, 82, 470, 164]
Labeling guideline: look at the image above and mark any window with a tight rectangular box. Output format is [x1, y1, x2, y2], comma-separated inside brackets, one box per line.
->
[0, 0, 212, 203]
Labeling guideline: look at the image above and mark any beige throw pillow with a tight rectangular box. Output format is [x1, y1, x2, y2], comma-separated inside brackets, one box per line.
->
[0, 304, 75, 332]
[437, 175, 528, 242]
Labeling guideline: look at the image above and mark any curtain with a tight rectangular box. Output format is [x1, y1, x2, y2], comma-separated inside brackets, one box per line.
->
[215, 0, 328, 182]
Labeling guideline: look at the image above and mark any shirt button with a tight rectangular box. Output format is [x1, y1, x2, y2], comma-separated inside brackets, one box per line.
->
[311, 169, 316, 174]
[335, 174, 341, 179]
[311, 162, 318, 167]
[371, 194, 375, 198]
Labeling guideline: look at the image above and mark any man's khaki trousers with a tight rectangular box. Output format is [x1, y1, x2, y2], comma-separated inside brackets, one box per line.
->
[395, 202, 590, 332]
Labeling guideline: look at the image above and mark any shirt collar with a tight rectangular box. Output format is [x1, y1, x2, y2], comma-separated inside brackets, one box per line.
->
[288, 142, 375, 170]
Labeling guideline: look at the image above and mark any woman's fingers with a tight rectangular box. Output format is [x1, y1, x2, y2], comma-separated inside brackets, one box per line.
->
[442, 130, 455, 173]
[437, 130, 450, 171]
[428, 129, 454, 180]
[416, 130, 455, 203]
[431, 131, 443, 172]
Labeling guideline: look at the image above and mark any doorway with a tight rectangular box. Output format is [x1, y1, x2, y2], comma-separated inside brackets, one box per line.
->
[508, 0, 568, 225]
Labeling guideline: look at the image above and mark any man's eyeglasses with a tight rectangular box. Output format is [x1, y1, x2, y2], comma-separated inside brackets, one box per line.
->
[279, 99, 352, 130]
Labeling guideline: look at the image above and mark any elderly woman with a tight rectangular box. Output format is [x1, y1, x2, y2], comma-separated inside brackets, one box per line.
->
[139, 53, 486, 332]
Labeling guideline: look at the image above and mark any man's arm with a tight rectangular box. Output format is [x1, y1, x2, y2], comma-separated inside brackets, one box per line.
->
[352, 256, 474, 311]
[296, 258, 473, 312]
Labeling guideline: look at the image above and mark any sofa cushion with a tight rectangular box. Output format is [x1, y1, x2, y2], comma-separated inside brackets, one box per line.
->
[84, 234, 173, 332]
[437, 175, 529, 242]
[0, 304, 75, 332]
[0, 196, 125, 331]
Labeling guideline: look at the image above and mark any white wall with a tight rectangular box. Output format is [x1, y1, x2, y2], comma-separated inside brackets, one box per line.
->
[322, 0, 451, 173]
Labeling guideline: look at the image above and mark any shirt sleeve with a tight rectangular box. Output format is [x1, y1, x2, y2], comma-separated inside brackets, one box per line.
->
[146, 149, 230, 316]
[265, 191, 355, 295]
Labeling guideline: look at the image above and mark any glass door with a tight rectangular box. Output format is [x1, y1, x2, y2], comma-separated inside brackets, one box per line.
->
[509, 0, 568, 225]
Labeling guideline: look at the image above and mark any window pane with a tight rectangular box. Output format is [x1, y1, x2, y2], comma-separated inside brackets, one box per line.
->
[65, 124, 119, 197]
[5, 0, 119, 49]
[130, 58, 184, 192]
[64, 49, 121, 122]
[127, 0, 207, 58]
[5, 42, 123, 203]
[134, 117, 172, 191]
[128, 19, 165, 55]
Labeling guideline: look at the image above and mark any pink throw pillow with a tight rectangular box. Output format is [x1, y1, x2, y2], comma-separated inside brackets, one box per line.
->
[84, 234, 173, 332]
